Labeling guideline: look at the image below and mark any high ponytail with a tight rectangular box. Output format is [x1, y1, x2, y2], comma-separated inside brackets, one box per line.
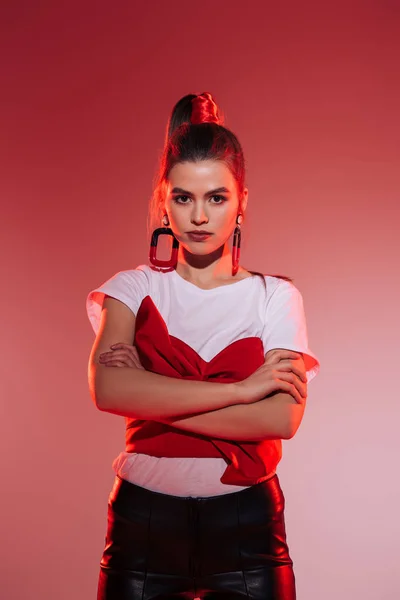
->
[190, 92, 223, 126]
[148, 92, 292, 286]
[165, 92, 224, 144]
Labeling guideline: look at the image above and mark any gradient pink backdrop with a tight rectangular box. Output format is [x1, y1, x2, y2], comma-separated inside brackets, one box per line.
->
[1, 1, 399, 598]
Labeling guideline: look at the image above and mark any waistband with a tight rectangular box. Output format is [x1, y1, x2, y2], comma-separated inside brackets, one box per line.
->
[109, 472, 283, 511]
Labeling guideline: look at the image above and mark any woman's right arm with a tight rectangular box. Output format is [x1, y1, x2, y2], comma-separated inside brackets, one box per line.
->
[88, 296, 242, 420]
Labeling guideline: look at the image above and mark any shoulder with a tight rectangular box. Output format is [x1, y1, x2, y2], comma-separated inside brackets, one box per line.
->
[111, 263, 152, 283]
[261, 276, 307, 327]
[94, 263, 158, 292]
[263, 274, 302, 304]
[86, 264, 153, 334]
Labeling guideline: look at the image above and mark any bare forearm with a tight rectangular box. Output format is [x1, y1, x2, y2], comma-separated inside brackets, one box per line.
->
[92, 364, 242, 420]
[160, 393, 307, 441]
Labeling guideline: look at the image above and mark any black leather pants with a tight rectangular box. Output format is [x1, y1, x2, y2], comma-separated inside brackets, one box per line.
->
[97, 474, 296, 599]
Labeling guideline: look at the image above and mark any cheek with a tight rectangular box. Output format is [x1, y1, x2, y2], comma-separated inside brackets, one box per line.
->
[169, 206, 185, 227]
[167, 206, 189, 236]
[215, 206, 237, 230]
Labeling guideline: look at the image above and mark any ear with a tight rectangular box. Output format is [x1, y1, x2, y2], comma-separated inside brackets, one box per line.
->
[241, 188, 249, 213]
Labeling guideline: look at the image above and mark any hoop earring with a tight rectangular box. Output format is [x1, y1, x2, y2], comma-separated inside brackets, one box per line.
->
[232, 214, 242, 276]
[149, 218, 179, 269]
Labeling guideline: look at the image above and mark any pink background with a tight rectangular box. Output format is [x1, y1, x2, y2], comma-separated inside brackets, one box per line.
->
[1, 1, 399, 598]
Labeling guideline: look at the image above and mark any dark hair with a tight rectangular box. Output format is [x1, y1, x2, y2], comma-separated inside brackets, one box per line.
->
[148, 92, 292, 287]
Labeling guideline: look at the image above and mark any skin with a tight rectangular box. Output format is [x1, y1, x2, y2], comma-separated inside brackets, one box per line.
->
[163, 159, 250, 288]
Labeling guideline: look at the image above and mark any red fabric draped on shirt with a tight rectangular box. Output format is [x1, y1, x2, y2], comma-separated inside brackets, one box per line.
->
[125, 295, 282, 486]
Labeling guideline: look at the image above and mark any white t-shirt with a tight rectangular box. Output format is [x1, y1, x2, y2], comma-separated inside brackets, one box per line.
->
[86, 265, 320, 497]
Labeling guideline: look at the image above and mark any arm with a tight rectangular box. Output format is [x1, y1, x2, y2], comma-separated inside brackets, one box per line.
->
[160, 350, 307, 440]
[160, 391, 306, 441]
[96, 365, 242, 420]
[89, 297, 242, 420]
[98, 341, 307, 440]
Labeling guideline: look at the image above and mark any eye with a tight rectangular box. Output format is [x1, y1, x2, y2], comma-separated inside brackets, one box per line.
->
[210, 195, 227, 204]
[173, 195, 191, 204]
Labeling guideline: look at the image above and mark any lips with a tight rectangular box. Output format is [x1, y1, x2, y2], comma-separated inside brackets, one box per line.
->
[187, 232, 212, 240]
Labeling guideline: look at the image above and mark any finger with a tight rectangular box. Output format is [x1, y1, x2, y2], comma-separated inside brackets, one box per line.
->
[128, 348, 145, 369]
[99, 353, 136, 368]
[284, 381, 304, 404]
[286, 371, 307, 398]
[267, 349, 301, 358]
[129, 347, 144, 363]
[275, 371, 307, 399]
[100, 349, 143, 369]
[273, 379, 304, 404]
[294, 366, 307, 384]
[110, 345, 144, 369]
[102, 360, 131, 368]
[100, 350, 130, 361]
[289, 383, 305, 404]
[265, 349, 302, 364]
[101, 348, 135, 360]
[274, 360, 307, 383]
[125, 347, 145, 369]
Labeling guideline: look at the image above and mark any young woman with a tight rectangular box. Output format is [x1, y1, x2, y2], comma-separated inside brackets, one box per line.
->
[87, 92, 320, 600]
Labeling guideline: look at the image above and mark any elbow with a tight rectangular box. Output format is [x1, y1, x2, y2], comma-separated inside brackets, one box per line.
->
[95, 396, 109, 411]
[88, 364, 112, 411]
[280, 423, 299, 440]
[90, 387, 109, 411]
[280, 403, 306, 440]
[93, 382, 114, 412]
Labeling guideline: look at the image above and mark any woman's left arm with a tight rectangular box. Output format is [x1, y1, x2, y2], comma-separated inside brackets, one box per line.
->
[161, 390, 306, 441]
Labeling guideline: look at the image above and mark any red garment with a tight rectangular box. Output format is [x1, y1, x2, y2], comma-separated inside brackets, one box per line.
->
[125, 295, 282, 486]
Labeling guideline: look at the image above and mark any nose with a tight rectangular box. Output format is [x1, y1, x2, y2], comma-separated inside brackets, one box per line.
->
[191, 202, 209, 225]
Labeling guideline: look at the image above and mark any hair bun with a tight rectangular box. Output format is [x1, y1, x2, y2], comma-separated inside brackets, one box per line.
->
[190, 92, 223, 126]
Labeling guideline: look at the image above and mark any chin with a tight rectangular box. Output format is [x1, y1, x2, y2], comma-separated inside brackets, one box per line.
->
[187, 246, 211, 254]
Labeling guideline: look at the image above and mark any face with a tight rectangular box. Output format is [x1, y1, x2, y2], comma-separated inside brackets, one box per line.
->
[164, 160, 248, 258]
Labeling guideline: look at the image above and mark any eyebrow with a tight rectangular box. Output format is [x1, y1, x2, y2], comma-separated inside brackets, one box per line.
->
[171, 186, 231, 196]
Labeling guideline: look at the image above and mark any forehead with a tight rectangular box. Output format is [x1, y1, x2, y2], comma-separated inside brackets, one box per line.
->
[167, 160, 234, 191]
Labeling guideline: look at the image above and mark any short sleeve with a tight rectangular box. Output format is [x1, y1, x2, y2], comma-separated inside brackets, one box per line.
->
[86, 266, 149, 335]
[262, 279, 320, 383]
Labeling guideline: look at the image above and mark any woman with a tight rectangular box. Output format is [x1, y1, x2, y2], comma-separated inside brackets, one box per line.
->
[87, 92, 320, 600]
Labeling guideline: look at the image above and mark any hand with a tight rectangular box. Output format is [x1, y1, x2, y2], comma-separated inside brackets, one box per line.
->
[265, 348, 306, 374]
[98, 343, 145, 369]
[235, 349, 307, 405]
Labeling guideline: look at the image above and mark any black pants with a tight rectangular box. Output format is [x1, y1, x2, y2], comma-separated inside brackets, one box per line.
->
[97, 474, 296, 599]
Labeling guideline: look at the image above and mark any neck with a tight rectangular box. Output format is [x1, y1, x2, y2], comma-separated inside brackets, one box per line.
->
[175, 243, 240, 284]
